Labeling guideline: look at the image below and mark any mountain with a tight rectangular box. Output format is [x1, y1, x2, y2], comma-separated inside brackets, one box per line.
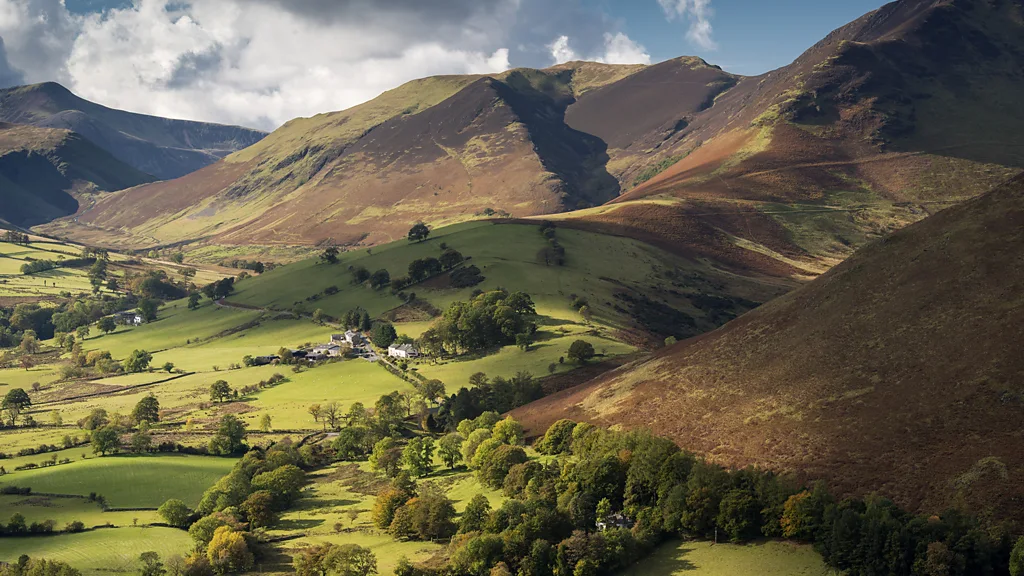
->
[593, 0, 1024, 267]
[0, 82, 266, 181]
[512, 173, 1024, 523]
[37, 0, 1024, 273]
[0, 122, 154, 227]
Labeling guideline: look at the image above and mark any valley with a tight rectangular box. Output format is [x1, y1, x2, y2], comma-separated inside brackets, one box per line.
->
[0, 0, 1022, 574]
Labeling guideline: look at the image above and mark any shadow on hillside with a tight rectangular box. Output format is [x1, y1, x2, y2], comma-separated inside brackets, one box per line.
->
[275, 518, 323, 531]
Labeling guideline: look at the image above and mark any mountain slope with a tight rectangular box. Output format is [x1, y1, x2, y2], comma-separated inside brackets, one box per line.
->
[513, 173, 1024, 523]
[0, 82, 266, 180]
[0, 122, 154, 227]
[50, 66, 654, 248]
[594, 0, 1024, 267]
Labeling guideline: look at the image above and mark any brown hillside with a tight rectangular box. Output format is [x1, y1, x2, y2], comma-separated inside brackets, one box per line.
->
[512, 173, 1024, 525]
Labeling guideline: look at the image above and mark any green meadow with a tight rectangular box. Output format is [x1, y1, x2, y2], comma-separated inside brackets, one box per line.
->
[0, 527, 191, 573]
[621, 540, 835, 576]
[1, 453, 236, 507]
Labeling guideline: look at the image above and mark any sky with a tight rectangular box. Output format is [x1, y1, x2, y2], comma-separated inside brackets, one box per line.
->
[0, 0, 887, 131]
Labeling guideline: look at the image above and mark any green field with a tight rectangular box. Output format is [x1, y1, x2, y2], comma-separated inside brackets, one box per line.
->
[0, 527, 191, 573]
[0, 453, 236, 507]
[621, 540, 834, 576]
[0, 494, 160, 527]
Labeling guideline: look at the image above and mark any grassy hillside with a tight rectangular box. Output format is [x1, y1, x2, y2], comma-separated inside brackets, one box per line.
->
[512, 173, 1024, 525]
[0, 82, 266, 180]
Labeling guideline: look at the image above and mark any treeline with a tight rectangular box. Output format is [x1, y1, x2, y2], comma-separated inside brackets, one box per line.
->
[1, 293, 143, 344]
[419, 290, 538, 358]
[536, 221, 565, 267]
[2, 231, 30, 245]
[395, 419, 1021, 576]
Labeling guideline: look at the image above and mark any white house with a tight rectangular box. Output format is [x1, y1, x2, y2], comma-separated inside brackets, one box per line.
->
[387, 344, 419, 359]
[113, 311, 143, 326]
[341, 330, 367, 345]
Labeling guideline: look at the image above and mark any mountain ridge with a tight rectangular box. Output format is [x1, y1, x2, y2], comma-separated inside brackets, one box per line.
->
[0, 82, 267, 180]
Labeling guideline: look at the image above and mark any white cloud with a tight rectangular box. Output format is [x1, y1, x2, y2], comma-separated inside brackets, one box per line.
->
[0, 0, 516, 130]
[548, 32, 650, 66]
[658, 0, 717, 50]
[548, 35, 579, 64]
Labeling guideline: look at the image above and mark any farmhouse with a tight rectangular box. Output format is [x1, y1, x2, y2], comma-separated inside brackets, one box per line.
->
[596, 513, 633, 531]
[311, 343, 343, 358]
[388, 343, 419, 359]
[341, 330, 367, 345]
[113, 311, 143, 326]
[252, 355, 279, 366]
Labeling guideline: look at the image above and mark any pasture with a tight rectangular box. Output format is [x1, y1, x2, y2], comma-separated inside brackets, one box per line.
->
[0, 527, 191, 573]
[0, 453, 236, 507]
[621, 540, 834, 576]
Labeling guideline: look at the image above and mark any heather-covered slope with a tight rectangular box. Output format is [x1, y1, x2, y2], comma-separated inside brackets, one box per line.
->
[54, 66, 645, 248]
[0, 82, 266, 180]
[513, 173, 1024, 524]
[0, 122, 154, 227]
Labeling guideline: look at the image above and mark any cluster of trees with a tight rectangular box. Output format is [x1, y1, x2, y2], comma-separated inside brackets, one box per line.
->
[536, 221, 565, 267]
[293, 543, 377, 576]
[220, 259, 271, 274]
[2, 231, 30, 244]
[370, 415, 527, 546]
[200, 277, 236, 301]
[341, 309, 373, 332]
[436, 372, 542, 428]
[0, 294, 145, 347]
[19, 260, 58, 275]
[156, 440, 312, 574]
[82, 393, 164, 456]
[350, 265, 391, 291]
[418, 290, 537, 358]
[390, 419, 1021, 576]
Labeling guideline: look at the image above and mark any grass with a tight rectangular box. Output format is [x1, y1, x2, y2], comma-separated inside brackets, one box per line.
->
[0, 453, 237, 508]
[414, 331, 634, 387]
[0, 494, 160, 527]
[0, 527, 191, 573]
[620, 539, 834, 576]
[246, 360, 415, 430]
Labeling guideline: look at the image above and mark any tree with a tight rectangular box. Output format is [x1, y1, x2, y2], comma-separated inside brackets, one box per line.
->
[492, 417, 525, 446]
[138, 299, 158, 323]
[369, 269, 391, 290]
[459, 494, 491, 533]
[240, 490, 277, 529]
[320, 246, 340, 264]
[312, 308, 326, 324]
[251, 465, 306, 508]
[476, 445, 528, 489]
[131, 431, 152, 453]
[158, 499, 194, 528]
[370, 323, 397, 348]
[373, 487, 410, 530]
[438, 433, 464, 469]
[716, 489, 760, 542]
[407, 223, 430, 243]
[206, 526, 254, 574]
[308, 403, 323, 425]
[439, 249, 464, 270]
[2, 388, 31, 426]
[1011, 537, 1024, 576]
[124, 349, 153, 373]
[210, 380, 232, 403]
[420, 380, 446, 406]
[259, 413, 272, 433]
[402, 437, 435, 477]
[20, 331, 39, 354]
[369, 437, 403, 477]
[132, 394, 160, 425]
[567, 340, 595, 364]
[188, 293, 202, 310]
[91, 425, 121, 456]
[208, 415, 247, 455]
[98, 316, 117, 334]
[76, 325, 91, 340]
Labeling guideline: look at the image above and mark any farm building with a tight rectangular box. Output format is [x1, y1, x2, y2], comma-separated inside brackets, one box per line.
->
[311, 344, 343, 358]
[388, 343, 419, 359]
[113, 311, 143, 326]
